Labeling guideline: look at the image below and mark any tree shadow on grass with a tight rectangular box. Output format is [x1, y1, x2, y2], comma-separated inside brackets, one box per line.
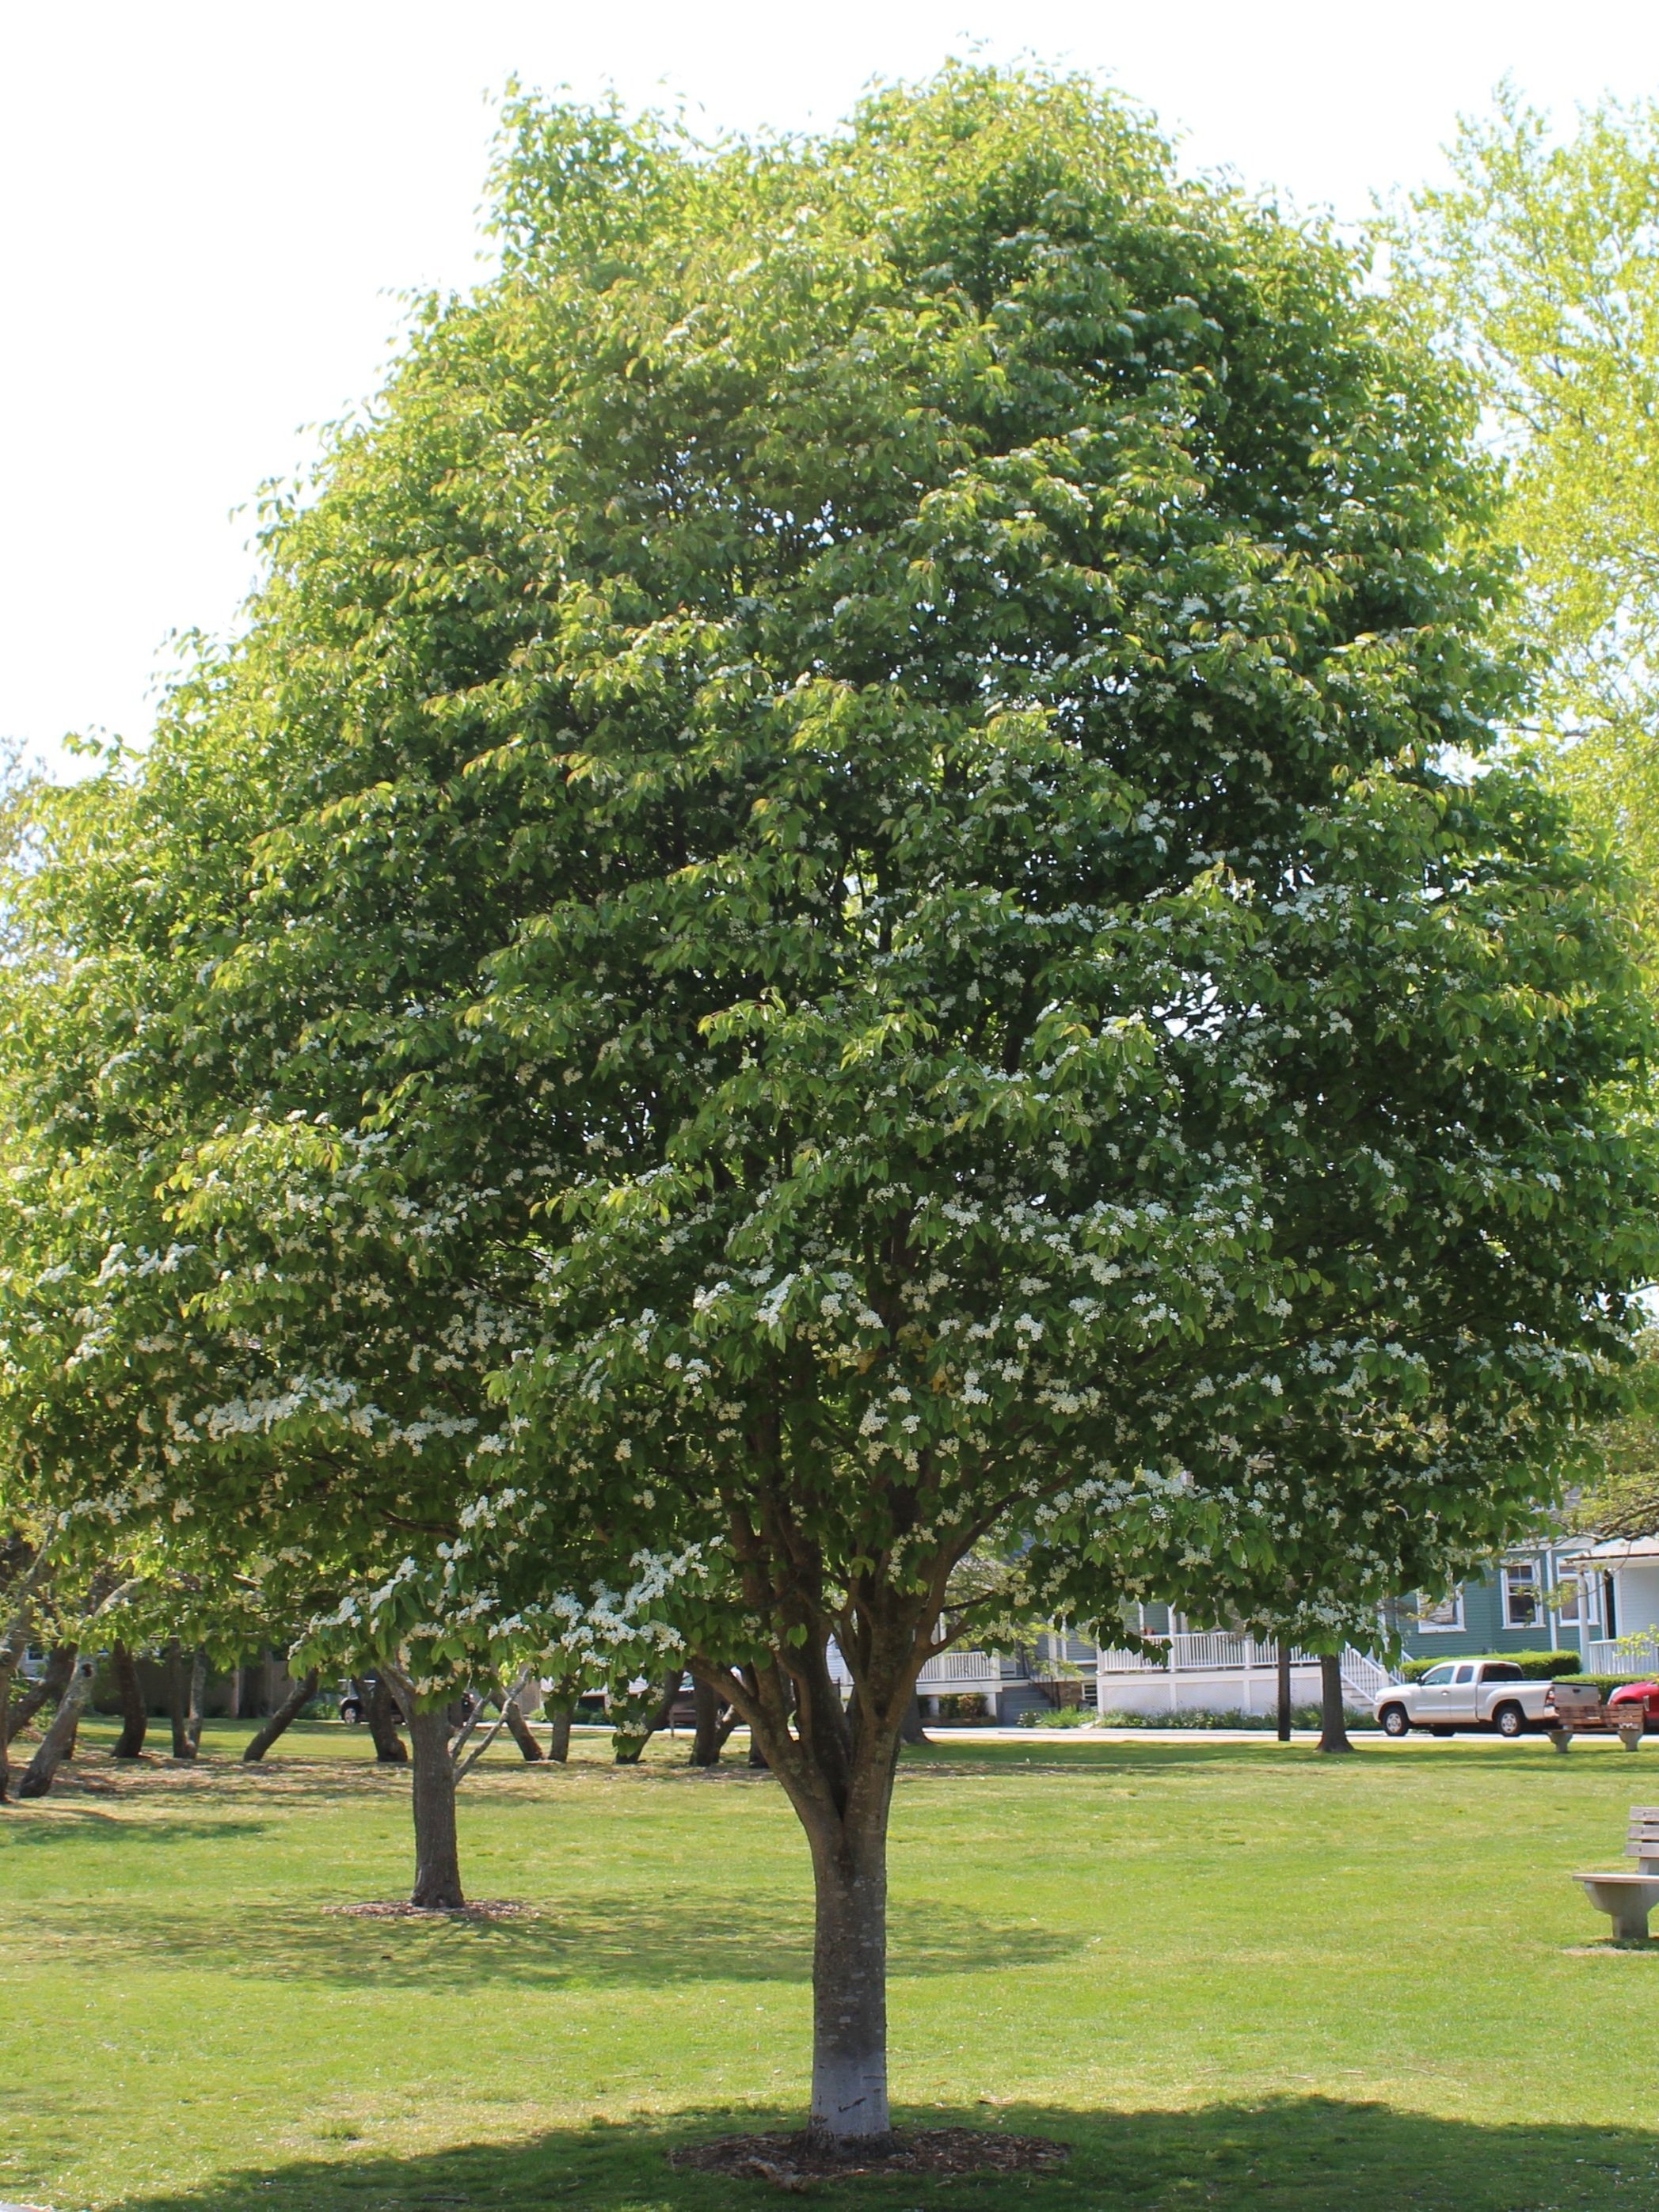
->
[39, 1892, 1076, 1991]
[100, 2097, 1659, 2212]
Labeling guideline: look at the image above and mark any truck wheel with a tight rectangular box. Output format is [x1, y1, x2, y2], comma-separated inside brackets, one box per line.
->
[1493, 1701, 1527, 1739]
[1379, 1704, 1410, 1738]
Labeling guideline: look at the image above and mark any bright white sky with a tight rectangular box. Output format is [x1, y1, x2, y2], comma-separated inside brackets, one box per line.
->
[6, 0, 1659, 777]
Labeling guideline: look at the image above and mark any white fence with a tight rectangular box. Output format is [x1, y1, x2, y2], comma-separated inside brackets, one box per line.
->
[1587, 1636, 1659, 1675]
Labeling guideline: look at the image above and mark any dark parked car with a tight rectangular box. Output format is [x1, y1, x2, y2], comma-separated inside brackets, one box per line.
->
[339, 1675, 404, 1726]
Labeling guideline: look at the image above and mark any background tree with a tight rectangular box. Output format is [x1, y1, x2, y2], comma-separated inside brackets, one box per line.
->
[1390, 89, 1659, 950]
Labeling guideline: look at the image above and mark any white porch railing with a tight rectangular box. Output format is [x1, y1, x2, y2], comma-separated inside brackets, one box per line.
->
[1586, 1636, 1659, 1675]
[915, 1648, 1005, 1689]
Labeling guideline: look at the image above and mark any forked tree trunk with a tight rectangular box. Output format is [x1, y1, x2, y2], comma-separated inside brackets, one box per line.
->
[8, 1642, 74, 1743]
[111, 1642, 148, 1759]
[17, 1651, 101, 1797]
[1318, 1654, 1353, 1754]
[166, 1638, 194, 1759]
[405, 1706, 465, 1909]
[544, 1699, 573, 1763]
[502, 1700, 544, 1762]
[1276, 1646, 1292, 1743]
[185, 1648, 209, 1754]
[361, 1676, 409, 1763]
[242, 1669, 319, 1762]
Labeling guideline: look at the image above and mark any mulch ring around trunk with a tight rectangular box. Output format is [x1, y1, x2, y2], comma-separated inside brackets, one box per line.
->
[672, 2128, 1070, 2190]
[324, 1899, 533, 1920]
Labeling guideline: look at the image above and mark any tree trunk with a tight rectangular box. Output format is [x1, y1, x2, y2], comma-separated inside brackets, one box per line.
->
[166, 1638, 194, 1759]
[690, 1675, 740, 1767]
[361, 1676, 409, 1763]
[1318, 1654, 1353, 1754]
[806, 1819, 892, 2147]
[613, 1668, 683, 1764]
[242, 1668, 319, 1762]
[1276, 1645, 1292, 1743]
[17, 1651, 101, 1797]
[185, 1648, 208, 1754]
[544, 1699, 573, 1763]
[699, 1642, 902, 2152]
[7, 1641, 74, 1743]
[111, 1642, 148, 1759]
[899, 1693, 928, 1746]
[405, 1706, 465, 1909]
[502, 1699, 544, 1762]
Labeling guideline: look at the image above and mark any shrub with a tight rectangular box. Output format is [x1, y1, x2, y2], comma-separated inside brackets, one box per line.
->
[1401, 1649, 1581, 1682]
[1091, 1704, 1371, 1731]
[1019, 1705, 1097, 1727]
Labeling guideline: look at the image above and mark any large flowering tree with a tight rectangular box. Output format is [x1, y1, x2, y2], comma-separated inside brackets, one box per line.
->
[4, 65, 1657, 2146]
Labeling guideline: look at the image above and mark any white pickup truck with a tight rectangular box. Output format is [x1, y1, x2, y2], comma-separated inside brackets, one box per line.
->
[1375, 1660, 1595, 1740]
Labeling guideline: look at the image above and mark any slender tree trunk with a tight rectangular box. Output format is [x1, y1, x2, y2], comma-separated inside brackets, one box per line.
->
[8, 1642, 74, 1743]
[690, 1675, 739, 1767]
[361, 1676, 409, 1763]
[185, 1648, 208, 1754]
[17, 1651, 100, 1797]
[899, 1693, 927, 1746]
[502, 1700, 544, 1762]
[111, 1642, 148, 1759]
[1318, 1654, 1353, 1754]
[166, 1638, 194, 1759]
[806, 1815, 892, 2147]
[544, 1699, 573, 1763]
[405, 1706, 465, 1909]
[1276, 1646, 1292, 1743]
[242, 1668, 319, 1762]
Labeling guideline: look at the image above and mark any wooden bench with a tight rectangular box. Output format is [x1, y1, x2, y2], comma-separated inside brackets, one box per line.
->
[1574, 1805, 1659, 1940]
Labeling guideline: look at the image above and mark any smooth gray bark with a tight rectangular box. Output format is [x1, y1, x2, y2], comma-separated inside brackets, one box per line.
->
[166, 1637, 194, 1758]
[17, 1651, 100, 1797]
[502, 1699, 545, 1762]
[111, 1642, 148, 1759]
[544, 1699, 573, 1763]
[1317, 1654, 1353, 1754]
[807, 1822, 891, 2145]
[690, 1675, 739, 1767]
[612, 1668, 683, 1764]
[405, 1706, 465, 1908]
[185, 1648, 208, 1754]
[1276, 1647, 1292, 1743]
[7, 1641, 73, 1744]
[242, 1668, 319, 1762]
[360, 1675, 409, 1763]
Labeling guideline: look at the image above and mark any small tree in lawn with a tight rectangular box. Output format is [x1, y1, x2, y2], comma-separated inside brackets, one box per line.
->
[442, 73, 1654, 2143]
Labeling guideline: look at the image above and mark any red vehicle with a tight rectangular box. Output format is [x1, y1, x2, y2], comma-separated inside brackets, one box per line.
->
[1606, 1682, 1659, 1729]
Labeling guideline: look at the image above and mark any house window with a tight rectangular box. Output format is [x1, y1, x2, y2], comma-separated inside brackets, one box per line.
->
[1417, 1590, 1464, 1633]
[1501, 1561, 1541, 1630]
[1554, 1570, 1580, 1627]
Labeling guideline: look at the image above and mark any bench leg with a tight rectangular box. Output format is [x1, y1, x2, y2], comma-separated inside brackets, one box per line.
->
[1609, 1897, 1653, 1941]
[1548, 1728, 1574, 1754]
[1621, 1728, 1645, 1753]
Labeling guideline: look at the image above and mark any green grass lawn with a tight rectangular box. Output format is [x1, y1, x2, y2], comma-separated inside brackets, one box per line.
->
[3, 1719, 1658, 2211]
